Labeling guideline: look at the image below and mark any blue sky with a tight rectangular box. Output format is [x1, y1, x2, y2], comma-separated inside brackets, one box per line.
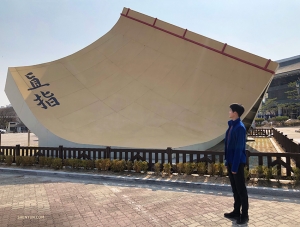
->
[1, 0, 299, 106]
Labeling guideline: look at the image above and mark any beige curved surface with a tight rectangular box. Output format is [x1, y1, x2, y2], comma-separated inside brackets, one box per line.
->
[5, 8, 278, 149]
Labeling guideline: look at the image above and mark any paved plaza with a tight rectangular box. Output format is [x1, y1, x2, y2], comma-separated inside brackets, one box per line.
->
[0, 172, 300, 227]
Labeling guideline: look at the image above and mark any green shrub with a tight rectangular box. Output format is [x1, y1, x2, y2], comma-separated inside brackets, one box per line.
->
[5, 156, 13, 166]
[163, 163, 172, 175]
[255, 118, 265, 125]
[15, 156, 23, 166]
[96, 159, 111, 171]
[22, 156, 36, 166]
[217, 163, 225, 177]
[111, 160, 126, 172]
[110, 160, 116, 171]
[255, 165, 265, 178]
[73, 159, 82, 169]
[141, 161, 148, 173]
[133, 160, 143, 173]
[81, 160, 88, 169]
[197, 162, 206, 175]
[111, 160, 118, 172]
[207, 163, 217, 176]
[154, 162, 161, 175]
[63, 159, 71, 167]
[176, 163, 184, 174]
[244, 166, 250, 181]
[126, 160, 133, 171]
[95, 159, 101, 170]
[52, 158, 63, 170]
[0, 155, 5, 163]
[119, 160, 126, 172]
[38, 156, 47, 167]
[86, 160, 95, 170]
[67, 159, 74, 168]
[81, 159, 95, 170]
[249, 167, 257, 177]
[66, 159, 80, 168]
[264, 167, 273, 181]
[105, 159, 111, 170]
[292, 167, 300, 184]
[183, 163, 193, 175]
[274, 116, 289, 126]
[191, 162, 197, 172]
[45, 157, 53, 167]
[272, 165, 281, 181]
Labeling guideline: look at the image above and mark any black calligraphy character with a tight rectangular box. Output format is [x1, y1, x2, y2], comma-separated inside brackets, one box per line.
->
[25, 72, 50, 91]
[33, 91, 60, 109]
[25, 72, 34, 79]
[41, 91, 60, 107]
[27, 78, 50, 91]
[33, 94, 48, 109]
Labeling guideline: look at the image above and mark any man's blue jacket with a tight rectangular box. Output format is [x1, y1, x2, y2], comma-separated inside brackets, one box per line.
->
[224, 118, 246, 173]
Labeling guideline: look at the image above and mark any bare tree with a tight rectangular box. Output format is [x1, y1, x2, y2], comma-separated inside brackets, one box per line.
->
[0, 107, 19, 129]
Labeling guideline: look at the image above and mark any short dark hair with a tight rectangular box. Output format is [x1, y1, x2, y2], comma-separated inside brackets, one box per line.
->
[230, 103, 244, 117]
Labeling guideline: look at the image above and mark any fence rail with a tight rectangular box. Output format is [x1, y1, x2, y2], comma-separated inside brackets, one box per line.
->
[273, 128, 300, 153]
[1, 145, 300, 175]
[247, 128, 273, 137]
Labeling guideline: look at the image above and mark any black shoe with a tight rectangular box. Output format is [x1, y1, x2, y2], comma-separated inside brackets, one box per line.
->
[236, 215, 249, 225]
[224, 211, 240, 219]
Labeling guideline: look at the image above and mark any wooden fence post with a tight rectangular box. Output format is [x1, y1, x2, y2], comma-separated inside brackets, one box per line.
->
[289, 139, 294, 153]
[15, 144, 20, 163]
[59, 145, 63, 159]
[106, 147, 111, 159]
[167, 147, 172, 165]
[296, 154, 300, 169]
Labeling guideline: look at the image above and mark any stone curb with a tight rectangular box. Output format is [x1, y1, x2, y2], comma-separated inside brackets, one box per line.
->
[1, 167, 299, 198]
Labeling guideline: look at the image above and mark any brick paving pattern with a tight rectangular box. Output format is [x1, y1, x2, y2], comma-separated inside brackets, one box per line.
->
[0, 173, 300, 227]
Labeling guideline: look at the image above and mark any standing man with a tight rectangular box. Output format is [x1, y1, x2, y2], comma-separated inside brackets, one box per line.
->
[224, 103, 249, 225]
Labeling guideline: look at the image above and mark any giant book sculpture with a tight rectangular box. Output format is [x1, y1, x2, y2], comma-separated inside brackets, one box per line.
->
[5, 8, 278, 149]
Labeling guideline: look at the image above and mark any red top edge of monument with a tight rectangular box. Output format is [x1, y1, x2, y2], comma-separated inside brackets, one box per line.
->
[121, 9, 275, 74]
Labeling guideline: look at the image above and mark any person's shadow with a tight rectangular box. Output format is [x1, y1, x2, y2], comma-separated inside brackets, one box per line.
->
[231, 221, 248, 226]
[225, 217, 249, 226]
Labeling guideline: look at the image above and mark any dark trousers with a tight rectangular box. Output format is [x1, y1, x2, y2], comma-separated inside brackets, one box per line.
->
[227, 163, 249, 216]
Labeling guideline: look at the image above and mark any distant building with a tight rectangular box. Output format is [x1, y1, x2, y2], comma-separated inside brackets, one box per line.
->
[6, 122, 18, 133]
[265, 55, 300, 118]
[6, 122, 28, 133]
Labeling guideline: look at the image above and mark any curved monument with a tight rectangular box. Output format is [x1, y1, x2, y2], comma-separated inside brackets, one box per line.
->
[5, 8, 278, 149]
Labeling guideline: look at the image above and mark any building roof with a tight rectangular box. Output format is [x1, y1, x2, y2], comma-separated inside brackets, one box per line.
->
[276, 62, 300, 74]
[275, 55, 300, 75]
[276, 55, 300, 63]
